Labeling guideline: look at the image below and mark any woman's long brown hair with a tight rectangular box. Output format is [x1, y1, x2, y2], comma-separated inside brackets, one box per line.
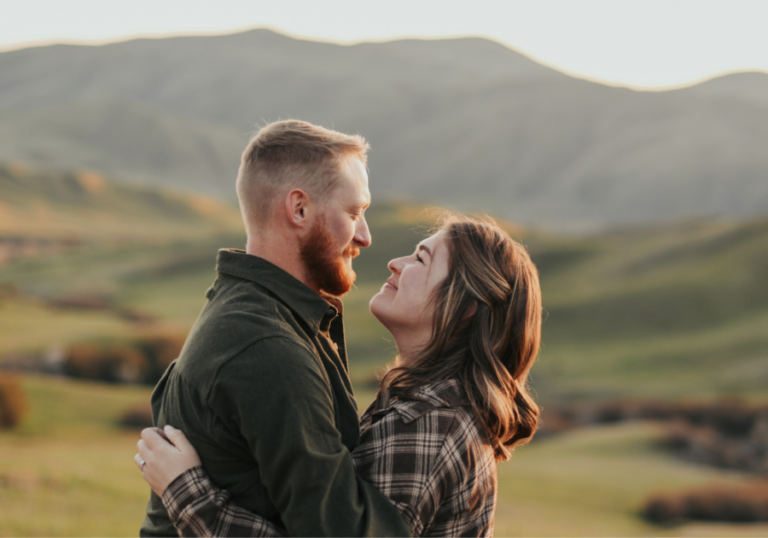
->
[377, 216, 542, 461]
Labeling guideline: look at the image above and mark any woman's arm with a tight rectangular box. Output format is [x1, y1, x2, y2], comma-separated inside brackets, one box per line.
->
[163, 466, 286, 537]
[136, 426, 286, 537]
[136, 405, 461, 538]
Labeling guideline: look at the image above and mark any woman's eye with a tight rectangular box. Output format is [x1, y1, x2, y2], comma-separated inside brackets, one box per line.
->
[415, 254, 424, 264]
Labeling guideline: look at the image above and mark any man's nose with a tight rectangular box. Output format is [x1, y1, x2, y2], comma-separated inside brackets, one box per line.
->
[354, 215, 372, 248]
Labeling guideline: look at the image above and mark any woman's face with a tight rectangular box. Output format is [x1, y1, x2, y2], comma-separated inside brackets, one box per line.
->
[369, 231, 450, 338]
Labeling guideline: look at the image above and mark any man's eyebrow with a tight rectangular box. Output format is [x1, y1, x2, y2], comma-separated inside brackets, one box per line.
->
[417, 244, 432, 259]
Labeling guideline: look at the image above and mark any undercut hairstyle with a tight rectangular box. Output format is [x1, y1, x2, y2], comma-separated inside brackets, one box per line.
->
[236, 120, 370, 227]
[378, 216, 542, 461]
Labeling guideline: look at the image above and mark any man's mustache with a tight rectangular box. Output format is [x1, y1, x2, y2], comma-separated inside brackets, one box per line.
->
[343, 245, 360, 259]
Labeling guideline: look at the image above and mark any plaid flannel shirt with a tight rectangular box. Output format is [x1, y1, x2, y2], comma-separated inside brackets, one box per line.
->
[162, 379, 497, 537]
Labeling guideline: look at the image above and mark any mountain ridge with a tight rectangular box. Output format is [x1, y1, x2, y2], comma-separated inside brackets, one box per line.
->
[2, 28, 766, 229]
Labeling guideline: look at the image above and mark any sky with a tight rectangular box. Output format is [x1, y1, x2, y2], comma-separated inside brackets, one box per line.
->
[2, 0, 768, 90]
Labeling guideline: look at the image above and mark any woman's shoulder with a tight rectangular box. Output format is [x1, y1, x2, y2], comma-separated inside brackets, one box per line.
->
[363, 380, 490, 454]
[390, 379, 465, 420]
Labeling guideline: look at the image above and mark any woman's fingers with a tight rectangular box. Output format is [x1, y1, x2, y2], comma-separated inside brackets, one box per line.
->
[132, 426, 202, 496]
[163, 426, 202, 468]
[163, 425, 196, 454]
[137, 438, 152, 461]
[141, 427, 174, 452]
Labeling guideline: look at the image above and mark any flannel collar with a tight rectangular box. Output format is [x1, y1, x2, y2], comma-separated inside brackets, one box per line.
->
[388, 379, 466, 424]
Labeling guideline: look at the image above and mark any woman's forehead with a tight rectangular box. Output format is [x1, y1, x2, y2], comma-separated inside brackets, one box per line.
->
[419, 231, 449, 258]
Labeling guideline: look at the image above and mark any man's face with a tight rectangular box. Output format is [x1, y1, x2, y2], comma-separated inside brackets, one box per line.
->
[299, 157, 371, 296]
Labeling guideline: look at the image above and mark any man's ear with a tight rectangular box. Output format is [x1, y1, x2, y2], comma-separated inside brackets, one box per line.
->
[285, 189, 311, 229]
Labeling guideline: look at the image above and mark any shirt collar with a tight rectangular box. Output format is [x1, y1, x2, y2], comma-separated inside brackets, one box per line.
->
[215, 249, 340, 334]
[385, 379, 465, 424]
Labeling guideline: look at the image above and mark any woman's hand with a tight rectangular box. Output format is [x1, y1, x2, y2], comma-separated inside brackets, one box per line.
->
[134, 425, 202, 497]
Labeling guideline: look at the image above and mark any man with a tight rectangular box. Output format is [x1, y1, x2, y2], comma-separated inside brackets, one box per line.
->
[139, 120, 410, 537]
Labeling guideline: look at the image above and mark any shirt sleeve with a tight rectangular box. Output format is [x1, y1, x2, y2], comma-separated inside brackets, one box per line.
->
[209, 337, 411, 537]
[163, 466, 287, 537]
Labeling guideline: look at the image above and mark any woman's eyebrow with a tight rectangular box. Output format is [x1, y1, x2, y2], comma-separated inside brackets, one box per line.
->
[417, 244, 432, 259]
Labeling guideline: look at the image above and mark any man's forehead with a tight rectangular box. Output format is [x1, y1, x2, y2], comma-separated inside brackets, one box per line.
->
[358, 185, 372, 206]
[336, 157, 370, 203]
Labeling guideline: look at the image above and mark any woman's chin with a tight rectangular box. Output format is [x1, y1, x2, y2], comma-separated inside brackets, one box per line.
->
[369, 293, 383, 318]
[369, 294, 391, 326]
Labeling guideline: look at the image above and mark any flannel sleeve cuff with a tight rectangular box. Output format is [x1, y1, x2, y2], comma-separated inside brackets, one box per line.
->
[161, 466, 287, 537]
[162, 466, 214, 524]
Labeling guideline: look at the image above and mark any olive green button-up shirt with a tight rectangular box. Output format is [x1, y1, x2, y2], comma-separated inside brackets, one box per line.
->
[140, 249, 409, 537]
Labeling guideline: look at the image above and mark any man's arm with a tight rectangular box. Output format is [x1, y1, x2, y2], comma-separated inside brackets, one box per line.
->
[210, 337, 410, 537]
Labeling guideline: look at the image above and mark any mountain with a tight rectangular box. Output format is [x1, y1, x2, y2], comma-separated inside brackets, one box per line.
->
[682, 71, 768, 110]
[1, 29, 767, 228]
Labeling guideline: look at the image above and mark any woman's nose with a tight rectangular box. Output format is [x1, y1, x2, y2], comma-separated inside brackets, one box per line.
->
[387, 257, 404, 274]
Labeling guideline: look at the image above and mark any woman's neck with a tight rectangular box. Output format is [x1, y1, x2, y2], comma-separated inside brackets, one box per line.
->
[390, 327, 431, 364]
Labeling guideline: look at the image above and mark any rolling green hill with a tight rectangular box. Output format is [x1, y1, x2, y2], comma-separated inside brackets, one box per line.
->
[0, 161, 243, 245]
[2, 170, 767, 537]
[529, 218, 768, 401]
[2, 170, 766, 402]
[1, 29, 768, 228]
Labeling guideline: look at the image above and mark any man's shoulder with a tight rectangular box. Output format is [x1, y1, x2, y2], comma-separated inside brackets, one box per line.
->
[205, 276, 303, 330]
[186, 279, 316, 356]
[179, 329, 321, 389]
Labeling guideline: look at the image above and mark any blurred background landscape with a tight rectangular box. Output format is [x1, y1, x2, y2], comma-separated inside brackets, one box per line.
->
[1, 20, 768, 537]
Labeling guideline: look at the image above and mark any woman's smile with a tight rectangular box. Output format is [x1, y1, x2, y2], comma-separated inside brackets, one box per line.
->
[369, 231, 450, 351]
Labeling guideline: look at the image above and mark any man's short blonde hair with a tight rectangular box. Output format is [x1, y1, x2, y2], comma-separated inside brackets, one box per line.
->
[236, 120, 369, 227]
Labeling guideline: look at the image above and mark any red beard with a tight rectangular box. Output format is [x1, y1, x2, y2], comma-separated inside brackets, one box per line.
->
[300, 217, 359, 297]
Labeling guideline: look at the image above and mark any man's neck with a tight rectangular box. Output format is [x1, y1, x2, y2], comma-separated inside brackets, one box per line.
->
[246, 233, 320, 295]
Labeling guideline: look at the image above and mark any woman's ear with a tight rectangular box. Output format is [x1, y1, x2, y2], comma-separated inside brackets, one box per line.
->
[463, 300, 478, 320]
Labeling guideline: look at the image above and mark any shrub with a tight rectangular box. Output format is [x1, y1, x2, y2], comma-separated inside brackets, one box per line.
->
[643, 482, 768, 524]
[136, 332, 185, 385]
[0, 373, 28, 429]
[61, 330, 186, 385]
[662, 417, 768, 473]
[48, 294, 112, 311]
[64, 344, 147, 383]
[118, 401, 154, 429]
[643, 494, 686, 525]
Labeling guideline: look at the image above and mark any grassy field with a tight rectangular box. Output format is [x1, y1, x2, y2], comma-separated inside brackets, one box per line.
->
[0, 374, 152, 537]
[2, 373, 768, 537]
[495, 422, 768, 537]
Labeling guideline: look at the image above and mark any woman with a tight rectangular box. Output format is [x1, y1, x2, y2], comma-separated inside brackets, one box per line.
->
[136, 215, 542, 537]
